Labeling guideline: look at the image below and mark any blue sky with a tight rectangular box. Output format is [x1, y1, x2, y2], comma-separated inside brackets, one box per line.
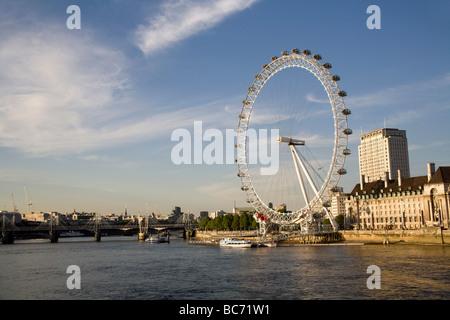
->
[0, 0, 449, 216]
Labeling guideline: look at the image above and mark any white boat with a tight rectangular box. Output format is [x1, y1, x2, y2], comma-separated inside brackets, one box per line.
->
[219, 238, 252, 248]
[145, 235, 160, 243]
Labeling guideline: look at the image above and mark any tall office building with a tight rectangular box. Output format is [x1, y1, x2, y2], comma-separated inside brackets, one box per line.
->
[358, 128, 410, 183]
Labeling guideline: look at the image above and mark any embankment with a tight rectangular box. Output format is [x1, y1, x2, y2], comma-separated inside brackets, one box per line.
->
[193, 228, 450, 246]
[339, 227, 449, 245]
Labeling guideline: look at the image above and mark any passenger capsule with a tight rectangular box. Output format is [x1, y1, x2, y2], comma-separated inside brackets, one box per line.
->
[337, 90, 347, 97]
[271, 56, 278, 61]
[337, 169, 347, 175]
[343, 149, 352, 155]
[281, 50, 289, 56]
[242, 100, 250, 105]
[262, 64, 268, 69]
[302, 49, 311, 55]
[248, 86, 256, 92]
[322, 62, 332, 69]
[313, 54, 322, 60]
[291, 48, 300, 54]
[343, 128, 353, 135]
[323, 201, 332, 208]
[331, 75, 340, 81]
[342, 108, 351, 115]
[331, 187, 341, 192]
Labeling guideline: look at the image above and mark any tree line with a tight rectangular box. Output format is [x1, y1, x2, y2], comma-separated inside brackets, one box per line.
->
[199, 213, 258, 231]
[199, 213, 345, 231]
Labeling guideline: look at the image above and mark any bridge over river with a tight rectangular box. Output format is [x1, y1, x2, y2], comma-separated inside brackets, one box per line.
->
[1, 214, 198, 244]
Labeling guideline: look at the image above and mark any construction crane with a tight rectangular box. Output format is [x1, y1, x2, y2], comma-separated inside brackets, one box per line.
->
[11, 193, 18, 212]
[24, 184, 32, 212]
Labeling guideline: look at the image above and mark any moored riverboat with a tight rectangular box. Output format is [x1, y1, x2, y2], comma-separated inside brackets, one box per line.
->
[219, 238, 252, 248]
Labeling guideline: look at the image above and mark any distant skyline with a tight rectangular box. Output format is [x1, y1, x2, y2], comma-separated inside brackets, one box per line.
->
[1, 0, 449, 215]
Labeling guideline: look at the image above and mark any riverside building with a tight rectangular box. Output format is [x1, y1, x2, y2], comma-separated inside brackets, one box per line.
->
[330, 187, 348, 217]
[344, 163, 450, 230]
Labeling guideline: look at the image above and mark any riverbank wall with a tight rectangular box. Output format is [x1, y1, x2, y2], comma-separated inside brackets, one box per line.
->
[193, 228, 449, 245]
[339, 227, 449, 245]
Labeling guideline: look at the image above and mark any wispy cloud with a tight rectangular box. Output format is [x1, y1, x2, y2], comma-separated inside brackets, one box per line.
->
[347, 72, 450, 109]
[134, 0, 260, 55]
[408, 144, 422, 151]
[345, 72, 450, 132]
[0, 17, 240, 158]
[306, 92, 328, 104]
[0, 25, 131, 157]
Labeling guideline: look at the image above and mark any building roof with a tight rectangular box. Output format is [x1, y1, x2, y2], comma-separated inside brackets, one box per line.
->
[235, 207, 255, 211]
[349, 166, 450, 196]
[428, 167, 450, 184]
[349, 176, 428, 196]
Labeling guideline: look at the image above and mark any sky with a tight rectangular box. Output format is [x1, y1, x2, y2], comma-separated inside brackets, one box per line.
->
[0, 0, 449, 216]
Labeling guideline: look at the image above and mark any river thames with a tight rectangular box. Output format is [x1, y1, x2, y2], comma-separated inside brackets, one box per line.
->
[0, 237, 448, 300]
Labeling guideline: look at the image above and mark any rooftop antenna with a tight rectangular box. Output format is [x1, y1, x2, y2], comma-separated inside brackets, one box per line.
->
[24, 185, 32, 212]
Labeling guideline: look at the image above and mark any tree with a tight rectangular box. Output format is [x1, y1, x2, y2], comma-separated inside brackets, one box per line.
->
[216, 215, 224, 230]
[231, 214, 240, 230]
[240, 213, 249, 230]
[222, 213, 233, 230]
[335, 214, 345, 229]
[206, 219, 215, 230]
[250, 215, 258, 230]
[199, 216, 211, 229]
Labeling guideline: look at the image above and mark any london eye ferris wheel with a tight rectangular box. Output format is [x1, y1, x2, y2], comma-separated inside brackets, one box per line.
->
[236, 48, 352, 230]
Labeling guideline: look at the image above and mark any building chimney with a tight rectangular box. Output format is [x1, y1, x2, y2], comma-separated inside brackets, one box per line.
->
[384, 172, 389, 189]
[398, 169, 402, 187]
[427, 163, 435, 182]
[360, 174, 365, 190]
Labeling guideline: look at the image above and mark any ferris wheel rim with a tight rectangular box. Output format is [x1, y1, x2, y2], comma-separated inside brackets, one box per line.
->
[236, 49, 351, 225]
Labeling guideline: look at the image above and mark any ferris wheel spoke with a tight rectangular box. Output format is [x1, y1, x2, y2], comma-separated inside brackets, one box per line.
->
[291, 145, 319, 198]
[290, 144, 309, 206]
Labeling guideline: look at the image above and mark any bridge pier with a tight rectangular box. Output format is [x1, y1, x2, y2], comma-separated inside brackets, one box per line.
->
[1, 231, 14, 244]
[183, 228, 196, 239]
[138, 232, 148, 241]
[49, 231, 59, 243]
[95, 230, 102, 242]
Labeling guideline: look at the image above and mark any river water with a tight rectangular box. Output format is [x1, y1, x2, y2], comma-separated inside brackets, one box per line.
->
[0, 237, 448, 300]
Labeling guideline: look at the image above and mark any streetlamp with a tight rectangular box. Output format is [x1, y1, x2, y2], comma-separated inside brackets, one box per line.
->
[400, 200, 406, 229]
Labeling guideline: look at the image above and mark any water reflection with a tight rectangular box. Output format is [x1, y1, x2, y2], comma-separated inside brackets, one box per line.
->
[0, 239, 448, 300]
